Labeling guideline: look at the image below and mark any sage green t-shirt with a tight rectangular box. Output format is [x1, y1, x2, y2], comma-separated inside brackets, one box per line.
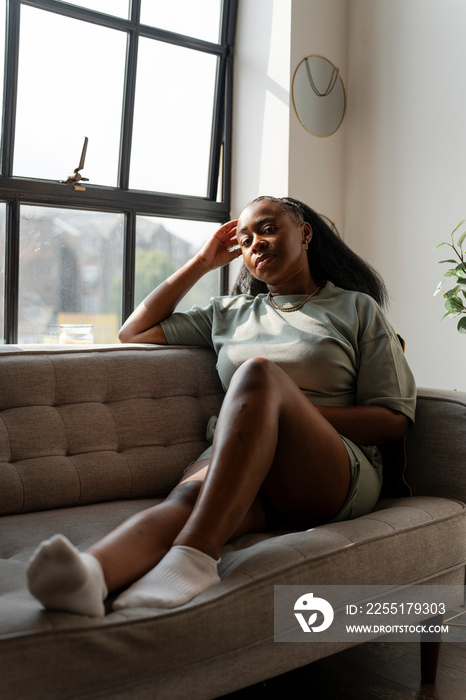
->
[161, 282, 416, 423]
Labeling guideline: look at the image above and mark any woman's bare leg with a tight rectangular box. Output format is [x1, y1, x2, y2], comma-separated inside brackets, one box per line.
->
[87, 462, 268, 593]
[112, 358, 351, 609]
[174, 357, 350, 558]
[88, 478, 205, 593]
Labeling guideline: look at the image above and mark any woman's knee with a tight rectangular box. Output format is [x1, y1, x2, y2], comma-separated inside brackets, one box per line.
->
[232, 357, 280, 394]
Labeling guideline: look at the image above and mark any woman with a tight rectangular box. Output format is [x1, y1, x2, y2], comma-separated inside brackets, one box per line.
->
[27, 196, 416, 616]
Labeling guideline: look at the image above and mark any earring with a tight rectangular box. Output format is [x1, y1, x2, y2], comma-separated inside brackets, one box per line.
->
[303, 241, 309, 251]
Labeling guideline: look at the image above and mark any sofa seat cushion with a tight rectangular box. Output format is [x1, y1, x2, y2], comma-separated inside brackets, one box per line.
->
[0, 495, 464, 699]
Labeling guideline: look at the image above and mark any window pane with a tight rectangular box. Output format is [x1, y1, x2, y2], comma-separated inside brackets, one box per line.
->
[14, 7, 126, 186]
[130, 39, 217, 196]
[140, 0, 221, 43]
[19, 206, 124, 344]
[0, 203, 6, 343]
[135, 216, 219, 311]
[57, 1, 130, 19]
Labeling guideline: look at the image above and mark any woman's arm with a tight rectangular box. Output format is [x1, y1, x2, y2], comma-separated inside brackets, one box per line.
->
[315, 405, 408, 446]
[119, 220, 239, 344]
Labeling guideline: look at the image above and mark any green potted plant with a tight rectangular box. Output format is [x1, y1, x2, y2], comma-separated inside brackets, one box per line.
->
[434, 220, 466, 333]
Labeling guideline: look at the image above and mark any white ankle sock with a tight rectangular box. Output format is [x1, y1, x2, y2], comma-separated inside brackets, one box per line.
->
[27, 534, 107, 617]
[113, 545, 220, 610]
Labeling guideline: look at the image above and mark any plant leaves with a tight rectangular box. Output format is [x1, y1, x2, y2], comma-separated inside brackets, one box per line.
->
[452, 220, 466, 234]
[445, 297, 464, 313]
[435, 223, 466, 331]
[445, 285, 461, 298]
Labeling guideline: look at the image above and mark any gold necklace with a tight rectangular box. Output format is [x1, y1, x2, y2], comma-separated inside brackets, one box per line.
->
[268, 286, 321, 312]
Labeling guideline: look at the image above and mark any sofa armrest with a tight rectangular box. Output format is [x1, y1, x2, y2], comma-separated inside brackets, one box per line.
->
[405, 387, 466, 501]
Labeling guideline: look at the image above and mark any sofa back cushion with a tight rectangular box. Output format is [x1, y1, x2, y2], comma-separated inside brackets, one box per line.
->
[406, 386, 466, 502]
[0, 346, 224, 515]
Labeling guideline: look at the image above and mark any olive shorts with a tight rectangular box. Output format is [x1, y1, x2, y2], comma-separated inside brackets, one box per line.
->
[329, 438, 383, 522]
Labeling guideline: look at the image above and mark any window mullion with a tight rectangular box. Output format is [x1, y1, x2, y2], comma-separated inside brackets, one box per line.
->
[2, 0, 20, 177]
[4, 199, 20, 343]
[122, 209, 136, 323]
[206, 54, 225, 202]
[0, 175, 231, 220]
[118, 26, 139, 190]
[129, 0, 141, 24]
[221, 0, 239, 46]
[220, 264, 229, 296]
[207, 0, 237, 202]
[118, 0, 141, 190]
[19, 0, 133, 32]
[219, 0, 237, 213]
[221, 44, 234, 213]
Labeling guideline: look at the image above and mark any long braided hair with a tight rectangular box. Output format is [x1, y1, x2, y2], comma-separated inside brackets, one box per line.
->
[231, 196, 388, 307]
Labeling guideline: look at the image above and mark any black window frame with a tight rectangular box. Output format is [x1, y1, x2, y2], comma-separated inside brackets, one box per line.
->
[0, 0, 237, 343]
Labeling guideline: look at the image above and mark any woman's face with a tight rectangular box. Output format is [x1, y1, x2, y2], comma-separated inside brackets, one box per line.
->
[236, 200, 312, 290]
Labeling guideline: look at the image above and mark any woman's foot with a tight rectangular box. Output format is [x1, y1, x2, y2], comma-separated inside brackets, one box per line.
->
[113, 545, 220, 610]
[27, 534, 107, 617]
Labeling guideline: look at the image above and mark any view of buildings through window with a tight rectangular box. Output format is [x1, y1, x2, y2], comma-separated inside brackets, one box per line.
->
[17, 206, 219, 343]
[0, 0, 236, 343]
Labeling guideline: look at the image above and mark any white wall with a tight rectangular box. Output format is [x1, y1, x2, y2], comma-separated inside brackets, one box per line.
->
[231, 0, 348, 279]
[344, 0, 466, 390]
[232, 0, 348, 225]
[288, 0, 348, 232]
[232, 0, 466, 390]
[231, 0, 292, 217]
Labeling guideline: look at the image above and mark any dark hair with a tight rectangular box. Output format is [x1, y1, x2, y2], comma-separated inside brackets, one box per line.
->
[231, 196, 388, 307]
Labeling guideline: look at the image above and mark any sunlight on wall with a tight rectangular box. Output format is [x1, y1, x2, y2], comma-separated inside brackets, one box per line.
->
[232, 0, 291, 215]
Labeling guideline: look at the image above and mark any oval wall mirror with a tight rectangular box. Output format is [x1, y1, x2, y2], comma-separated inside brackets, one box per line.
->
[292, 55, 346, 137]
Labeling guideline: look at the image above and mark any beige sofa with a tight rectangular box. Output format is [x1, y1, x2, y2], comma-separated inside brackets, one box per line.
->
[0, 344, 465, 700]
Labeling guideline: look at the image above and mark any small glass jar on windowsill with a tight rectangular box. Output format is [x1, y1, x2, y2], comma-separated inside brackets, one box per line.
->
[59, 324, 94, 345]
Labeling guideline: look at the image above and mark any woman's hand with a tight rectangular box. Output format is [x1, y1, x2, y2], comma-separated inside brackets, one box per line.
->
[195, 220, 241, 271]
[119, 219, 241, 344]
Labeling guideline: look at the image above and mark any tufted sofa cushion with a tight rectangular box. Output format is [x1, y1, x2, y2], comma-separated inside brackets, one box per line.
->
[0, 345, 224, 515]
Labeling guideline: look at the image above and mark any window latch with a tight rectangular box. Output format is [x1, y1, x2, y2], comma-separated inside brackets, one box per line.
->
[61, 136, 89, 191]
